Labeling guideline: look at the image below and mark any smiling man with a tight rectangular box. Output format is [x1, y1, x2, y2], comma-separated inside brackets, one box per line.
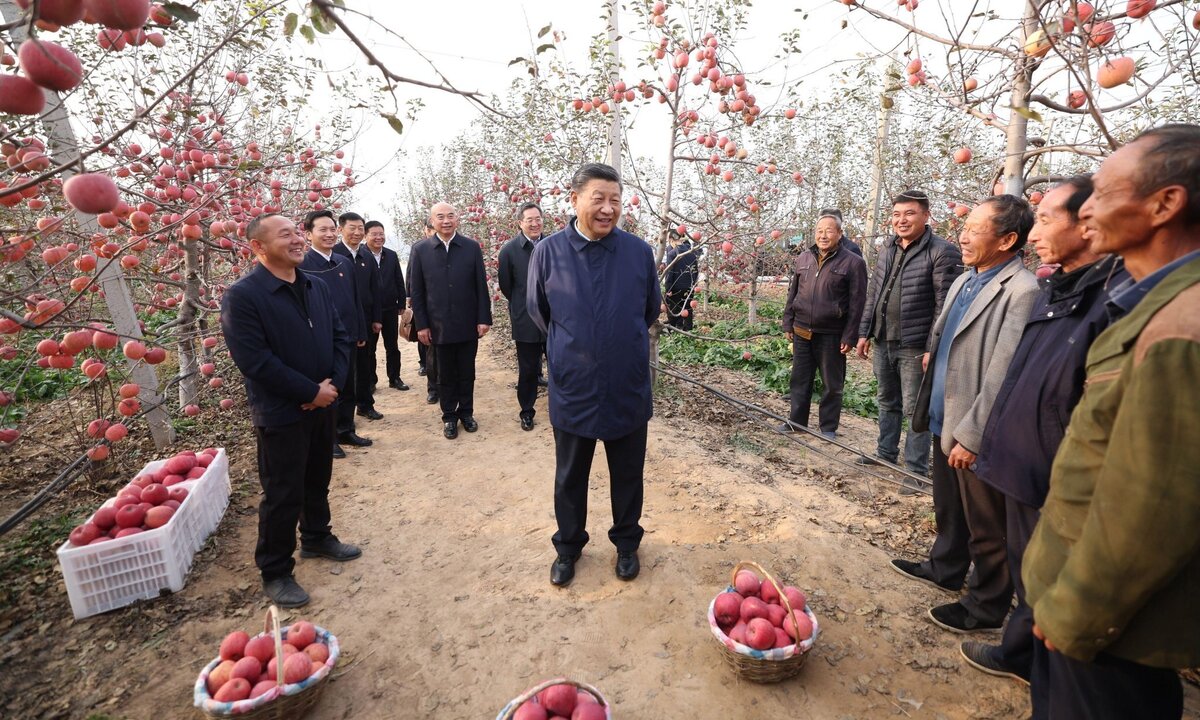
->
[221, 213, 360, 609]
[528, 163, 660, 587]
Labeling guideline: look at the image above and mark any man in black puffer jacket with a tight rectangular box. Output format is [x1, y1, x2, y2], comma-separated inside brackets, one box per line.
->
[855, 190, 962, 479]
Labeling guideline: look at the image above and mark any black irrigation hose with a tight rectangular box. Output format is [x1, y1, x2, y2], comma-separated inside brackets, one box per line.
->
[652, 360, 933, 497]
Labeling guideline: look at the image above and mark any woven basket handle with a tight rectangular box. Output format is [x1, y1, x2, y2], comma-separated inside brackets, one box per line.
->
[500, 677, 606, 719]
[262, 604, 286, 687]
[731, 560, 802, 646]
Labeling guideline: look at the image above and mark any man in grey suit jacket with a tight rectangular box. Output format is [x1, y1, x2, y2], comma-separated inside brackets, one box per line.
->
[892, 195, 1041, 635]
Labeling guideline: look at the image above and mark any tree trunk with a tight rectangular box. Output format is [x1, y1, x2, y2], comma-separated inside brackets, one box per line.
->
[605, 0, 622, 172]
[0, 0, 174, 449]
[748, 274, 759, 325]
[177, 239, 202, 408]
[1003, 1, 1039, 196]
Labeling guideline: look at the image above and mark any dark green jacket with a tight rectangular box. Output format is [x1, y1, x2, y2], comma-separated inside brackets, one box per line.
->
[1023, 256, 1200, 667]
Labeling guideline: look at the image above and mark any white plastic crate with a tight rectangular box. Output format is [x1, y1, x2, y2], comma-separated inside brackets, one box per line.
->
[56, 448, 231, 619]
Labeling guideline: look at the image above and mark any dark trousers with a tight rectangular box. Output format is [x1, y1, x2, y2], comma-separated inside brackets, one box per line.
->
[335, 343, 357, 435]
[435, 339, 477, 422]
[355, 341, 376, 411]
[957, 466, 1014, 625]
[1031, 643, 1182, 720]
[788, 332, 846, 433]
[418, 342, 429, 368]
[552, 424, 647, 556]
[424, 343, 438, 393]
[923, 437, 971, 588]
[253, 408, 335, 580]
[872, 341, 931, 473]
[377, 308, 402, 383]
[665, 288, 694, 330]
[996, 496, 1038, 679]
[515, 341, 544, 419]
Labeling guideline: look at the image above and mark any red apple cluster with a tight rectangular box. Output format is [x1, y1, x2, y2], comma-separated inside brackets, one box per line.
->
[713, 570, 813, 651]
[206, 621, 328, 703]
[511, 684, 606, 720]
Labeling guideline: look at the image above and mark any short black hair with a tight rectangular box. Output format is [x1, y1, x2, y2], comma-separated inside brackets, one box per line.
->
[301, 209, 335, 232]
[1131, 123, 1200, 226]
[892, 189, 930, 212]
[570, 163, 622, 192]
[364, 220, 384, 232]
[1055, 175, 1093, 222]
[338, 211, 365, 227]
[980, 194, 1035, 251]
[246, 213, 282, 241]
[516, 202, 543, 221]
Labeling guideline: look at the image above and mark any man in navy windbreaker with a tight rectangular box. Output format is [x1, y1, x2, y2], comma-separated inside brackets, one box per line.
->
[528, 162, 661, 587]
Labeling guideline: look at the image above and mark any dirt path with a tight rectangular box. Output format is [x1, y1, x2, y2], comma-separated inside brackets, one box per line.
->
[12, 335, 1196, 719]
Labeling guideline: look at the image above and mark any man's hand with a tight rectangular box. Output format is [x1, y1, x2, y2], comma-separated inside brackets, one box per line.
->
[922, 352, 930, 372]
[840, 342, 852, 353]
[1033, 624, 1057, 652]
[477, 324, 491, 338]
[371, 322, 382, 333]
[785, 332, 794, 342]
[947, 443, 977, 470]
[356, 340, 366, 348]
[418, 328, 432, 345]
[308, 378, 338, 409]
[855, 338, 871, 360]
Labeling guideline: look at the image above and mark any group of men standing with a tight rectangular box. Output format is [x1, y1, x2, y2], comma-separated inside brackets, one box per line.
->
[779, 125, 1197, 718]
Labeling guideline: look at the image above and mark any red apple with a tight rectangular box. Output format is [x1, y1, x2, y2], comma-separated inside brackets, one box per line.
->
[0, 75, 46, 115]
[84, 0, 151, 30]
[17, 40, 83, 91]
[63, 173, 120, 214]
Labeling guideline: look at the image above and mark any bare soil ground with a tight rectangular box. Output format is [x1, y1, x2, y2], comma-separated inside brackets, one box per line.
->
[1, 335, 1197, 719]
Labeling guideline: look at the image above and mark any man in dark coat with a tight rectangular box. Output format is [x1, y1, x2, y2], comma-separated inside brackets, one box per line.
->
[221, 213, 361, 609]
[299, 210, 372, 457]
[781, 213, 867, 437]
[408, 221, 438, 401]
[365, 219, 408, 391]
[529, 163, 661, 587]
[856, 190, 962, 477]
[409, 202, 493, 439]
[957, 177, 1127, 708]
[333, 212, 383, 420]
[498, 202, 547, 430]
[817, 208, 864, 257]
[663, 231, 700, 330]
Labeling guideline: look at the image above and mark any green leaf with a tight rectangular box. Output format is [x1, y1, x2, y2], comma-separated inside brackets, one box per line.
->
[283, 12, 298, 38]
[536, 43, 555, 54]
[537, 24, 552, 38]
[508, 56, 527, 66]
[382, 113, 404, 134]
[299, 24, 315, 43]
[1011, 105, 1044, 123]
[162, 2, 200, 22]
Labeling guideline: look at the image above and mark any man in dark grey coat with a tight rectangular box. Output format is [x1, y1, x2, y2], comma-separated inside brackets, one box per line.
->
[498, 202, 547, 431]
[856, 190, 962, 479]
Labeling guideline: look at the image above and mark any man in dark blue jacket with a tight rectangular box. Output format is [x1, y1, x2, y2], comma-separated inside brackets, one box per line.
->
[299, 210, 372, 457]
[959, 177, 1128, 712]
[334, 212, 383, 420]
[221, 213, 361, 609]
[409, 202, 493, 439]
[365, 220, 408, 391]
[529, 163, 661, 587]
[498, 202, 547, 430]
[663, 231, 700, 330]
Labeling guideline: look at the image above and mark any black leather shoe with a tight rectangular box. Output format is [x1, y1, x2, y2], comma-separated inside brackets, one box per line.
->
[389, 379, 410, 391]
[332, 444, 346, 459]
[550, 554, 579, 586]
[426, 392, 439, 404]
[537, 376, 548, 388]
[616, 550, 640, 581]
[520, 415, 534, 431]
[338, 432, 373, 447]
[891, 558, 961, 593]
[357, 407, 384, 420]
[263, 575, 309, 608]
[300, 538, 362, 562]
[417, 364, 427, 376]
[460, 417, 478, 433]
[443, 421, 458, 439]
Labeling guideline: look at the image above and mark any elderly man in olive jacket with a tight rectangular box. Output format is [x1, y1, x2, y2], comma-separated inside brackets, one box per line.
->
[1024, 124, 1200, 720]
[780, 213, 867, 438]
[498, 202, 547, 431]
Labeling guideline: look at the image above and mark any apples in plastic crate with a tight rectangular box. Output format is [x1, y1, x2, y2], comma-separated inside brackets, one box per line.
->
[56, 448, 230, 619]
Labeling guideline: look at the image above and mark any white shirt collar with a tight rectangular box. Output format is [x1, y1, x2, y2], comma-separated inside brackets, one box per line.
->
[312, 247, 333, 261]
[573, 220, 598, 243]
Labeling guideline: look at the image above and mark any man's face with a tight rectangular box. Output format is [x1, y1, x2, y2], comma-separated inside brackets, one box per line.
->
[570, 179, 622, 239]
[431, 204, 458, 237]
[518, 208, 543, 238]
[814, 217, 842, 252]
[960, 203, 1015, 269]
[253, 216, 306, 269]
[307, 216, 338, 252]
[340, 219, 365, 247]
[1078, 141, 1150, 258]
[891, 201, 930, 241]
[1031, 184, 1088, 267]
[366, 226, 386, 252]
